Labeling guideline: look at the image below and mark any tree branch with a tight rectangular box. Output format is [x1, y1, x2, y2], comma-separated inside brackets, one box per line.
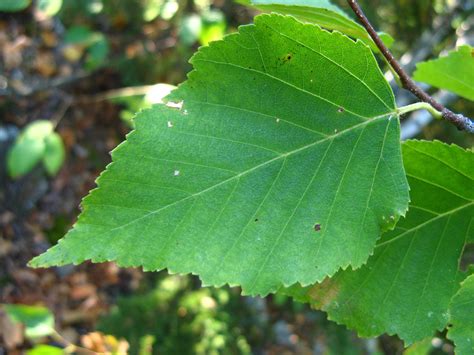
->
[346, 0, 474, 134]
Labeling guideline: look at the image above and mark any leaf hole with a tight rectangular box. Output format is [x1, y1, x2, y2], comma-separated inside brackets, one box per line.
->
[166, 101, 183, 110]
[337, 107, 345, 113]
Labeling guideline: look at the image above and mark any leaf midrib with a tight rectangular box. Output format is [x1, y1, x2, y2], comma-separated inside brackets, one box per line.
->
[103, 114, 391, 233]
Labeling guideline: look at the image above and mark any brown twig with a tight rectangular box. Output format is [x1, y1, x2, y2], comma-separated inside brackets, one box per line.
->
[346, 0, 474, 133]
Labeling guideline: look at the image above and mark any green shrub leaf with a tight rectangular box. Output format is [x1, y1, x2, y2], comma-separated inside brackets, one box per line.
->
[37, 0, 63, 17]
[281, 140, 474, 345]
[30, 14, 409, 296]
[43, 132, 65, 176]
[7, 120, 53, 178]
[0, 0, 31, 12]
[447, 274, 474, 355]
[3, 304, 55, 339]
[27, 345, 64, 355]
[413, 45, 474, 101]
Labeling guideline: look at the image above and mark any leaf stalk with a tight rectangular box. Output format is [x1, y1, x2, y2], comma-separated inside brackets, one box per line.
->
[397, 102, 442, 119]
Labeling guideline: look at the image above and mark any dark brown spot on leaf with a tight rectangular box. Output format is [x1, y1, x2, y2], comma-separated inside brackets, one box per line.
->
[314, 223, 321, 232]
[338, 107, 345, 113]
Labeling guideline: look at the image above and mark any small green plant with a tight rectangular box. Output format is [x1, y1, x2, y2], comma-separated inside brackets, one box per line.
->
[0, 0, 31, 12]
[63, 26, 110, 71]
[0, 0, 62, 15]
[7, 120, 65, 178]
[2, 304, 129, 354]
[98, 275, 252, 355]
[29, 0, 474, 352]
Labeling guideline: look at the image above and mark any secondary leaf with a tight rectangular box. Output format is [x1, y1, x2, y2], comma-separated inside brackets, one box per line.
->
[447, 274, 474, 355]
[43, 132, 65, 176]
[413, 45, 474, 101]
[7, 120, 53, 178]
[30, 14, 409, 296]
[4, 304, 55, 339]
[37, 0, 63, 17]
[239, 0, 394, 51]
[0, 0, 31, 12]
[27, 345, 64, 355]
[282, 140, 474, 344]
[403, 338, 433, 355]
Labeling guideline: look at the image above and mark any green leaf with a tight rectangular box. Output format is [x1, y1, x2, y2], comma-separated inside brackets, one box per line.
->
[240, 0, 394, 51]
[64, 26, 95, 45]
[413, 45, 474, 101]
[27, 345, 64, 355]
[30, 14, 409, 296]
[180, 14, 202, 45]
[7, 138, 46, 178]
[37, 0, 63, 17]
[3, 304, 55, 339]
[23, 120, 54, 139]
[403, 338, 433, 355]
[199, 10, 226, 46]
[64, 26, 109, 70]
[143, 0, 162, 22]
[282, 140, 474, 344]
[85, 34, 109, 70]
[7, 120, 53, 178]
[0, 0, 31, 12]
[447, 274, 474, 355]
[43, 132, 65, 176]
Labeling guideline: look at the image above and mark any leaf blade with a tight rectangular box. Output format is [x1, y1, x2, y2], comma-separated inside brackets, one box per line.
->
[30, 14, 408, 296]
[240, 0, 394, 50]
[4, 304, 55, 339]
[413, 45, 474, 101]
[447, 274, 474, 355]
[283, 140, 474, 344]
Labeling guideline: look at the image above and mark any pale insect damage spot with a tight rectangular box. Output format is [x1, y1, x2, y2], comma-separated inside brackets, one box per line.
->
[276, 118, 280, 123]
[167, 121, 173, 128]
[166, 101, 183, 110]
[174, 170, 180, 176]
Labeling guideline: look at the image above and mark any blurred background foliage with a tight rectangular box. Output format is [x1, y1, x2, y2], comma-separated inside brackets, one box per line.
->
[0, 0, 472, 354]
